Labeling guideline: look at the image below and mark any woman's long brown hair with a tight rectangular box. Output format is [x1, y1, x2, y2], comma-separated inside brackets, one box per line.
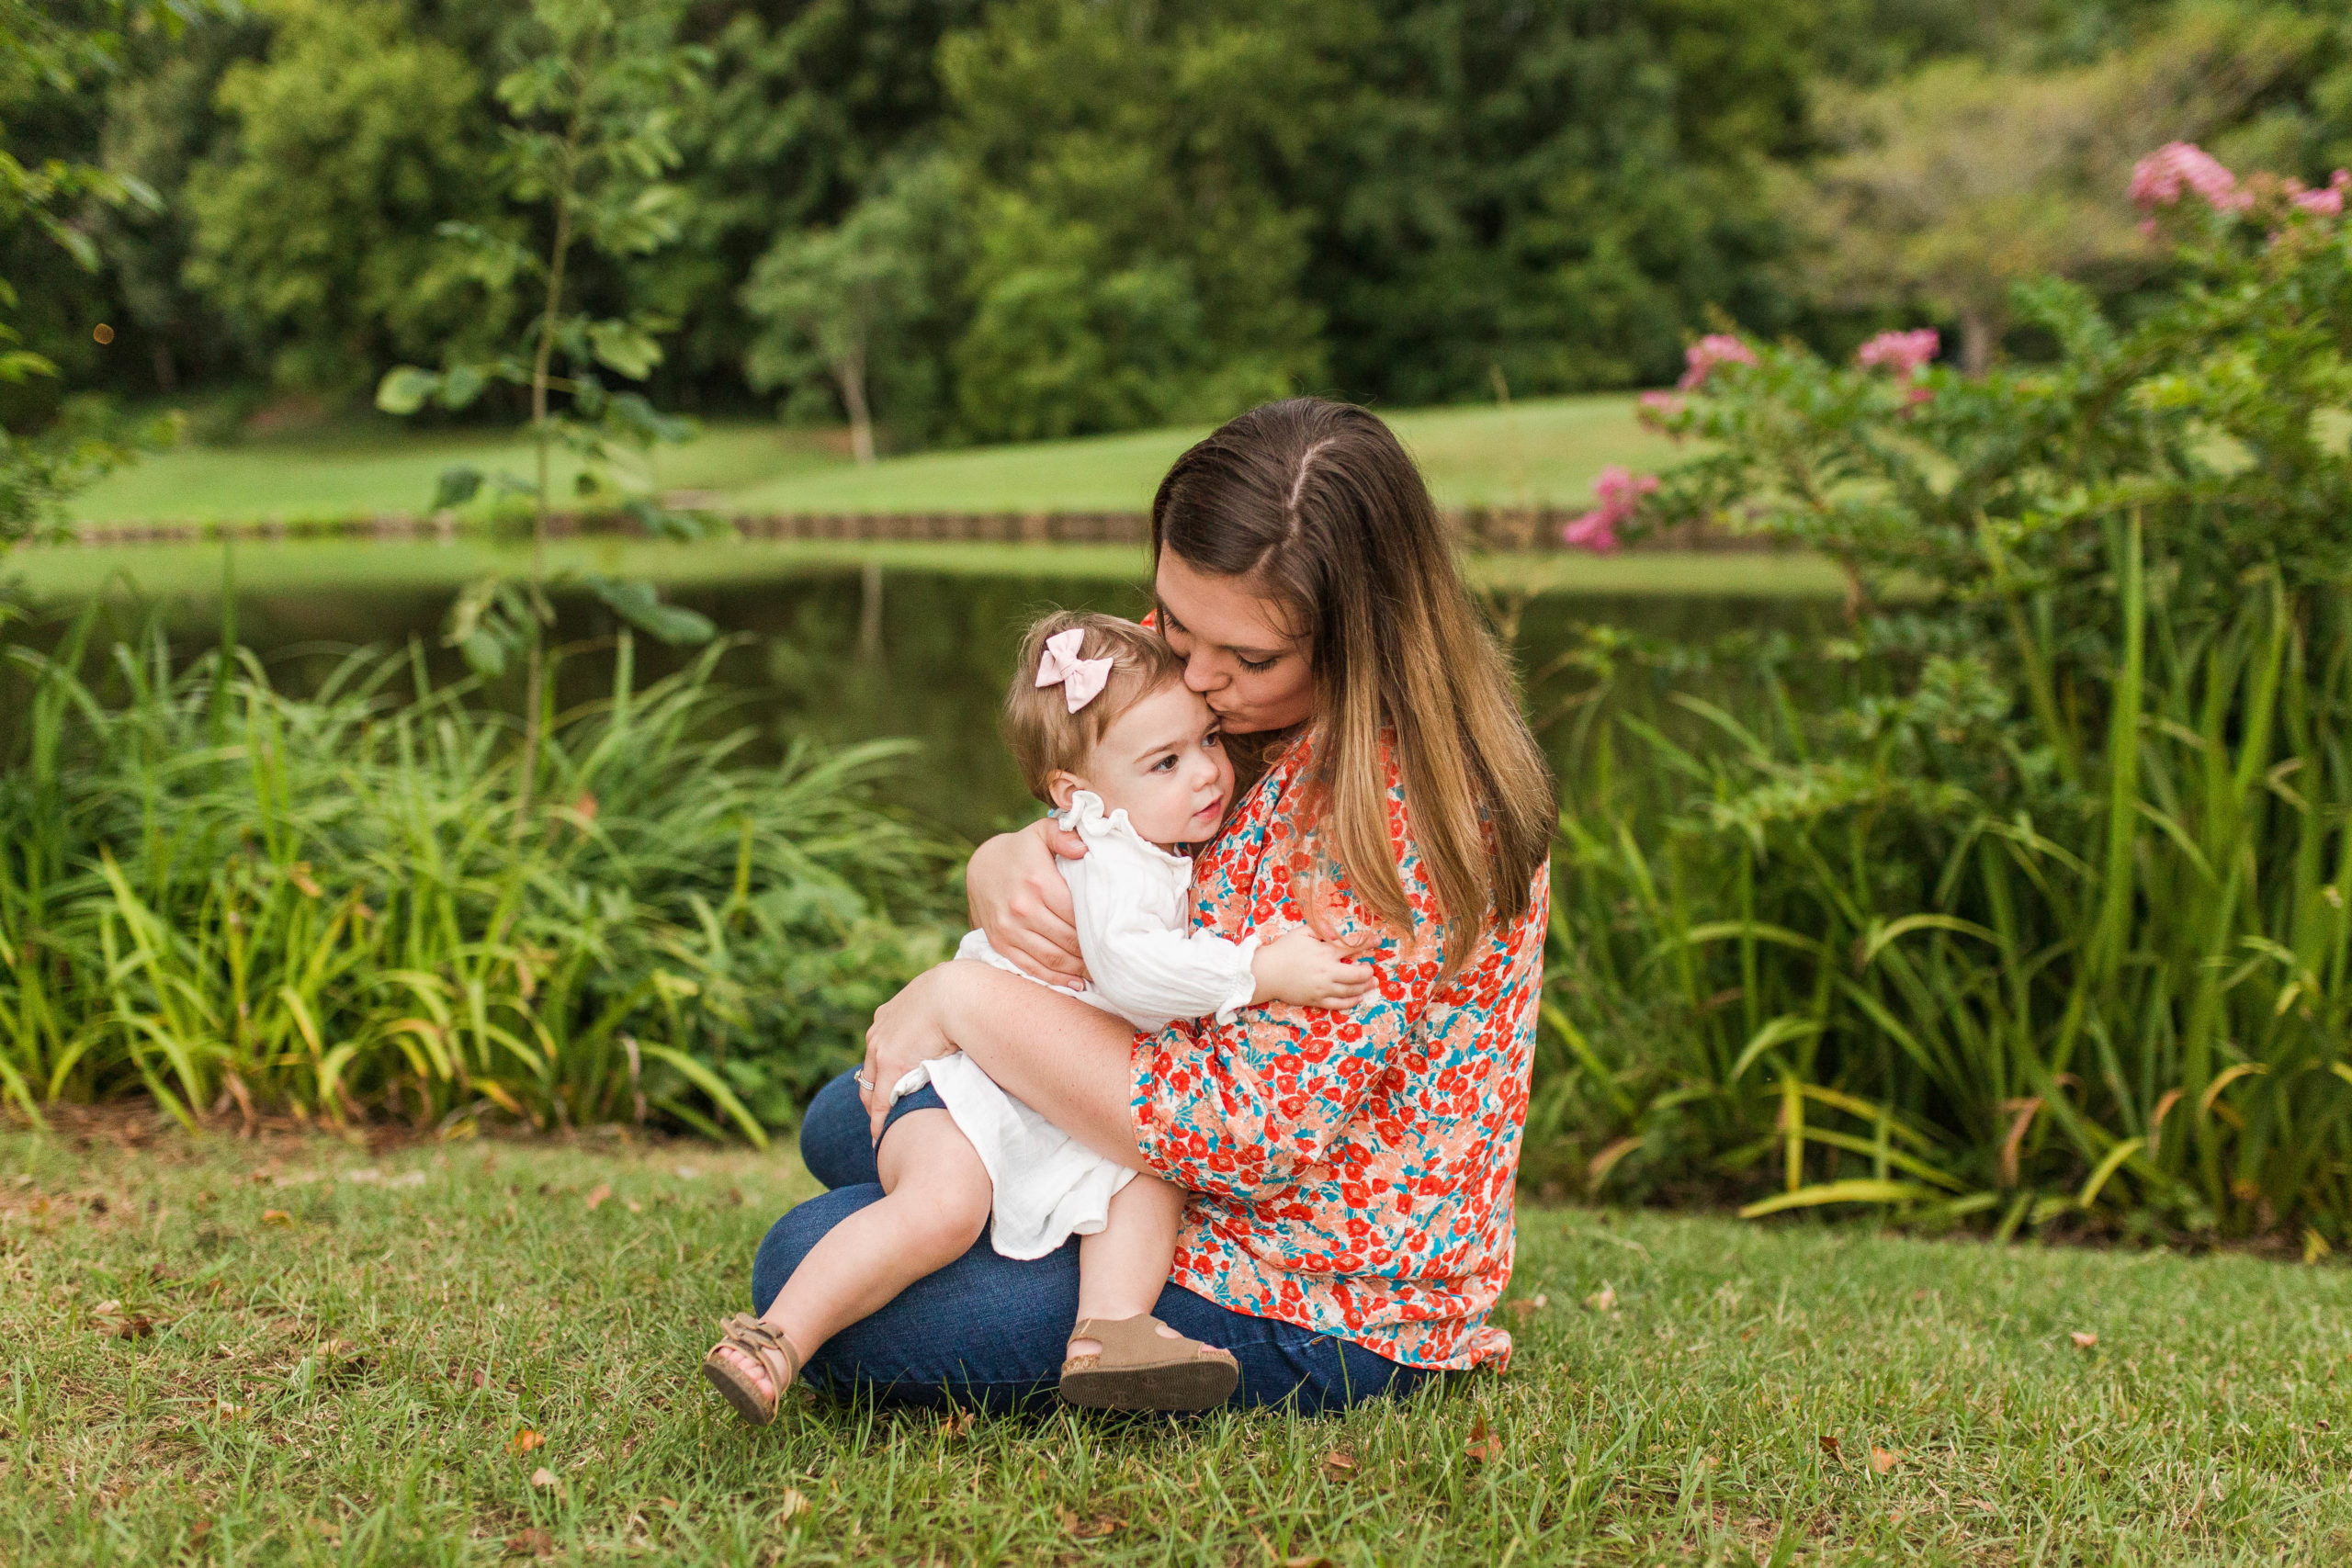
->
[1151, 398, 1554, 974]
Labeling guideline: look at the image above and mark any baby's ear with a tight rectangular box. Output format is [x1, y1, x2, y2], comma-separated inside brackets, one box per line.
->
[1044, 771, 1081, 811]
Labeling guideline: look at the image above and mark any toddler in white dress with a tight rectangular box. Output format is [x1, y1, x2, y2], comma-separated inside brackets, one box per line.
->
[703, 612, 1372, 1419]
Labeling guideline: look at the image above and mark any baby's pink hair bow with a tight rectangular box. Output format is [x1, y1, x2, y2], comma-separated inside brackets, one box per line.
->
[1035, 627, 1114, 713]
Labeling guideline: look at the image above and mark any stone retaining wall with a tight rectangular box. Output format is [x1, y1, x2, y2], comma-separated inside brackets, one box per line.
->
[55, 507, 1778, 553]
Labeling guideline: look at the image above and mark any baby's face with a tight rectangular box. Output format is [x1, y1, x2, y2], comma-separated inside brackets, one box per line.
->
[1063, 681, 1236, 847]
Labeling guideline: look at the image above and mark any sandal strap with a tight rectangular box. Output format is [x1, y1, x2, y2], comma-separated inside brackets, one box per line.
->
[1068, 1314, 1229, 1367]
[718, 1313, 801, 1388]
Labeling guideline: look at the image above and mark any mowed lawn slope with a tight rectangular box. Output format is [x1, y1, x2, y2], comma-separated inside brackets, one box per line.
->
[66, 395, 1677, 525]
[7, 1123, 2348, 1566]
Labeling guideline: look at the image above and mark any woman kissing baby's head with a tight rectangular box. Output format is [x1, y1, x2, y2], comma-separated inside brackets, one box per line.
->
[1005, 611, 1234, 850]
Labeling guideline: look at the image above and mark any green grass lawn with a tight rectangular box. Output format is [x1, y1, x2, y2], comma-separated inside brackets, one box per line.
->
[65, 395, 1679, 525]
[5, 536, 1847, 604]
[8, 1122, 2346, 1565]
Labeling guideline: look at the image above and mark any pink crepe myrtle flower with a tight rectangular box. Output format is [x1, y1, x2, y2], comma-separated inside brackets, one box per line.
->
[2290, 170, 2351, 217]
[1677, 333, 1757, 390]
[1562, 465, 1658, 554]
[2131, 142, 2249, 214]
[1855, 328, 1939, 377]
[1562, 510, 1622, 553]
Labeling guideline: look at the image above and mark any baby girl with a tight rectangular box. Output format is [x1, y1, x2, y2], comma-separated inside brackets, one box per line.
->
[702, 611, 1372, 1417]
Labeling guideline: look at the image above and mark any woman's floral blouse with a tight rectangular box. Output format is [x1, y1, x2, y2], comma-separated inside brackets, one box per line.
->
[1130, 731, 1548, 1370]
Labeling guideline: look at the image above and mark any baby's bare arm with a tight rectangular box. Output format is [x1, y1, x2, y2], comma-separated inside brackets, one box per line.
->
[1250, 928, 1376, 1010]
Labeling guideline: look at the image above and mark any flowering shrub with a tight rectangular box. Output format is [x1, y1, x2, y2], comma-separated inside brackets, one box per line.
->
[1852, 328, 1938, 376]
[1560, 465, 1657, 553]
[1550, 146, 2352, 1243]
[1675, 333, 1758, 389]
[2128, 141, 2246, 213]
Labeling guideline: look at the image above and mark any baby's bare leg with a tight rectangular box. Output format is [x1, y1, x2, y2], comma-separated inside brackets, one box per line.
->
[715, 1110, 990, 1401]
[1071, 1174, 1185, 1348]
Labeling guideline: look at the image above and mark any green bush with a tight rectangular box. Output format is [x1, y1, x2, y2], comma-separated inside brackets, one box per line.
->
[1547, 150, 2352, 1245]
[0, 624, 958, 1139]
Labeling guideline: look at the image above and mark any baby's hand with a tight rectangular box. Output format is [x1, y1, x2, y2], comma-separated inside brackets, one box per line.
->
[1250, 928, 1376, 1010]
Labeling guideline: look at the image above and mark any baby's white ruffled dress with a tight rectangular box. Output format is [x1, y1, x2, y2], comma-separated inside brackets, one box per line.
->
[890, 790, 1260, 1259]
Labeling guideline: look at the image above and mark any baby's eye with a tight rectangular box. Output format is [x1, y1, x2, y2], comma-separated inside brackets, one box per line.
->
[1151, 755, 1178, 772]
[1203, 731, 1223, 750]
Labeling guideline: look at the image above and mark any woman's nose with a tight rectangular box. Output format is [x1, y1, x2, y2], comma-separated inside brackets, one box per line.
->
[1183, 649, 1224, 692]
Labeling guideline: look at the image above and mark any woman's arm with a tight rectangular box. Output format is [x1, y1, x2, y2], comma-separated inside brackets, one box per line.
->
[861, 961, 1148, 1162]
[966, 818, 1091, 985]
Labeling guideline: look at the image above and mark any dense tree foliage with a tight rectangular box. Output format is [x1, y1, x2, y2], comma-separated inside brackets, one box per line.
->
[11, 0, 2352, 454]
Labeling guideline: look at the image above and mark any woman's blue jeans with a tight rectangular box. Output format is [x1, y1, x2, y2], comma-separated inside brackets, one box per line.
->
[750, 1069, 1433, 1414]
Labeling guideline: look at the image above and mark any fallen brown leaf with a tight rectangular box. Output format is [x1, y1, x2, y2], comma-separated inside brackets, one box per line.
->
[510, 1428, 546, 1455]
[775, 1488, 809, 1523]
[1465, 1417, 1502, 1463]
[114, 1314, 156, 1340]
[1283, 1557, 1339, 1568]
[260, 1209, 293, 1226]
[624, 1199, 642, 1215]
[1059, 1507, 1123, 1540]
[2070, 1330, 2098, 1349]
[530, 1467, 559, 1490]
[1818, 1435, 1842, 1457]
[1504, 1292, 1550, 1321]
[504, 1527, 555, 1558]
[938, 1410, 975, 1439]
[1870, 1447, 1901, 1475]
[1583, 1283, 1617, 1313]
[583, 1183, 612, 1213]
[1322, 1448, 1360, 1478]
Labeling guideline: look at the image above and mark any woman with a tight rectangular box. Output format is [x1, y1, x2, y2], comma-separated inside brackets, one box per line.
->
[738, 397, 1555, 1413]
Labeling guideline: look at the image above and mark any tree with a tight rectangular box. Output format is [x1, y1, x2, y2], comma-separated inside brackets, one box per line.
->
[376, 0, 711, 827]
[95, 10, 270, 396]
[1288, 0, 1825, 404]
[651, 0, 986, 401]
[935, 0, 1335, 441]
[741, 154, 957, 463]
[0, 0, 197, 555]
[1786, 5, 2322, 373]
[184, 0, 512, 394]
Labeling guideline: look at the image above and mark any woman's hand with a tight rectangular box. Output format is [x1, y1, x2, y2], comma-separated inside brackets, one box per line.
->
[967, 818, 1089, 986]
[861, 964, 969, 1142]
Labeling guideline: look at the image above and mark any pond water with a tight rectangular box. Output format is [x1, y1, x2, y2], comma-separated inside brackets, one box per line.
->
[4, 567, 1836, 843]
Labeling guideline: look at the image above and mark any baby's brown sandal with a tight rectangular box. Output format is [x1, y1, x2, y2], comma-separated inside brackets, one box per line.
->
[1059, 1314, 1238, 1412]
[700, 1314, 802, 1427]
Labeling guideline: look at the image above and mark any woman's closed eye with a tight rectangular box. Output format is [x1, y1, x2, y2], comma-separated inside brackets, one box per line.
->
[1236, 652, 1277, 672]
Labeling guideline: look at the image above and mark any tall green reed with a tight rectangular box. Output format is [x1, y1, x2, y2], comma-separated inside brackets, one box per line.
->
[0, 618, 957, 1139]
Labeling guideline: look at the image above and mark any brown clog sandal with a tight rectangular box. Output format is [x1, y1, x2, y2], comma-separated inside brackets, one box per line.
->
[1059, 1314, 1239, 1412]
[701, 1314, 802, 1427]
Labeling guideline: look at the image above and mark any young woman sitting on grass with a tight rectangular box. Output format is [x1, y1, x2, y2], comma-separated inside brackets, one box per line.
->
[721, 397, 1555, 1414]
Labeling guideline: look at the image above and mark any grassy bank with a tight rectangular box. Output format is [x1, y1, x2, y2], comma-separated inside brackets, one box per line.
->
[63, 395, 1675, 525]
[4, 536, 1847, 604]
[6, 1122, 2346, 1566]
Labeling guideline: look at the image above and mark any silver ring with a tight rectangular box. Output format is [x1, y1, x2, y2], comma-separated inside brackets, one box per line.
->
[854, 1071, 872, 1089]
